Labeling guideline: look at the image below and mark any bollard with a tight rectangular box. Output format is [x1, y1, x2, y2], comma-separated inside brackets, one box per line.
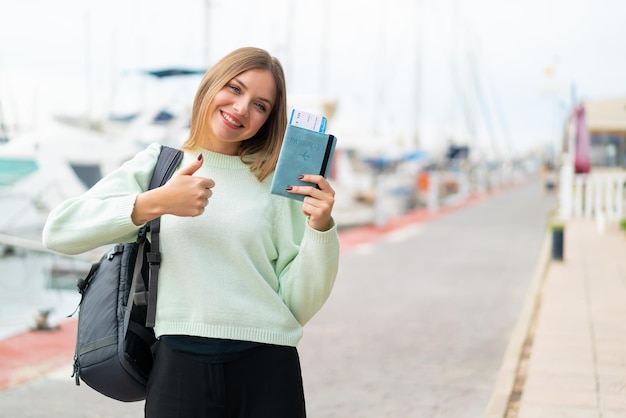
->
[551, 225, 564, 261]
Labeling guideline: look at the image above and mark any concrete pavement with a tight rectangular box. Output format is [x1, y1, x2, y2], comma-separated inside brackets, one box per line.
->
[488, 218, 626, 417]
[298, 178, 555, 417]
[2, 179, 626, 417]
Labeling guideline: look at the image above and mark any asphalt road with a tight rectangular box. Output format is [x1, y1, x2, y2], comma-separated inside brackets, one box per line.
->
[0, 178, 556, 417]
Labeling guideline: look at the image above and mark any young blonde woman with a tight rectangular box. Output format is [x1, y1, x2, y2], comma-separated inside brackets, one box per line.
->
[43, 47, 340, 418]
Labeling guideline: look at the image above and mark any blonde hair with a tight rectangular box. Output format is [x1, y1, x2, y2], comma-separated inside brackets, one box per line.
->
[181, 47, 287, 181]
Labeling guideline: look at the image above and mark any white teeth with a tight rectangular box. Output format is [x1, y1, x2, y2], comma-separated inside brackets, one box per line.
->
[223, 112, 242, 127]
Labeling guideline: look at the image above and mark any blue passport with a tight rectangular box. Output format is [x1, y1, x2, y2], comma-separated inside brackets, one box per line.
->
[270, 124, 337, 201]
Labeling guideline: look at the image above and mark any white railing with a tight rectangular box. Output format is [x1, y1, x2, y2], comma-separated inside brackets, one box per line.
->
[559, 159, 626, 221]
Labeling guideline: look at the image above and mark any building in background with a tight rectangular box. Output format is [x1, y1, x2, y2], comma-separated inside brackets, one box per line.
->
[584, 96, 626, 168]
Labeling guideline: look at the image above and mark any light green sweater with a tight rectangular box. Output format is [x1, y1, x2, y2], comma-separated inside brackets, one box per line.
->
[43, 143, 340, 347]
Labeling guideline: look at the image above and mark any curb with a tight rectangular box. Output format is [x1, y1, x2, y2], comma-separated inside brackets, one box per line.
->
[338, 190, 492, 252]
[0, 319, 77, 392]
[483, 229, 552, 417]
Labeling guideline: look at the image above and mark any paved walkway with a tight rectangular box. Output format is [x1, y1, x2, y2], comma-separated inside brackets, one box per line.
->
[487, 218, 626, 417]
[299, 179, 555, 417]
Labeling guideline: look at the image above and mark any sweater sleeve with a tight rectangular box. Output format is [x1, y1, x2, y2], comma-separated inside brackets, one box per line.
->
[42, 143, 162, 255]
[273, 199, 340, 325]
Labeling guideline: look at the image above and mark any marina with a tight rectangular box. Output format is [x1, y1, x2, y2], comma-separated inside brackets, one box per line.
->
[1, 1, 625, 416]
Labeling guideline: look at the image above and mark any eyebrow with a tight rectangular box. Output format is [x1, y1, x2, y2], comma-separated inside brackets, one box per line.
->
[233, 77, 274, 107]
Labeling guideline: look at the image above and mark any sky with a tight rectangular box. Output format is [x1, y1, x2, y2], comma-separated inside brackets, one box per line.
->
[0, 0, 625, 159]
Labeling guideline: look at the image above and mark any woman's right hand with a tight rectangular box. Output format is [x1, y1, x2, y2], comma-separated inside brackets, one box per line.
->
[131, 154, 215, 225]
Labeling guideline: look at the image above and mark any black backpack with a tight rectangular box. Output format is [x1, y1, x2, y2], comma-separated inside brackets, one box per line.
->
[69, 145, 183, 402]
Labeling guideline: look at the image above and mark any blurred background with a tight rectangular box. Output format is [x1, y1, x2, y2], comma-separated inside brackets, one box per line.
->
[2, 0, 624, 151]
[0, 0, 625, 334]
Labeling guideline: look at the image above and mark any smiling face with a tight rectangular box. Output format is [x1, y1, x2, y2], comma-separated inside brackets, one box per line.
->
[203, 68, 277, 155]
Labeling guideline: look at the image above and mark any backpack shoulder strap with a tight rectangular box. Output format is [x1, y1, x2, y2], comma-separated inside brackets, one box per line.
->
[149, 145, 184, 190]
[145, 145, 183, 327]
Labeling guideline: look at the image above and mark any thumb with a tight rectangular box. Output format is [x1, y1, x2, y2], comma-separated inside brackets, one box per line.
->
[177, 153, 204, 176]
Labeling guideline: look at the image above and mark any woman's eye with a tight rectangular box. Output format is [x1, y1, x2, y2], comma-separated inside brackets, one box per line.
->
[254, 102, 267, 112]
[228, 84, 241, 94]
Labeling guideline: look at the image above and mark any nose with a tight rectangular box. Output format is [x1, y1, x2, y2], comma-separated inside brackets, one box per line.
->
[232, 98, 249, 116]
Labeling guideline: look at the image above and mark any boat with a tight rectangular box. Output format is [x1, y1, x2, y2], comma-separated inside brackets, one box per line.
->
[52, 67, 206, 154]
[0, 118, 136, 338]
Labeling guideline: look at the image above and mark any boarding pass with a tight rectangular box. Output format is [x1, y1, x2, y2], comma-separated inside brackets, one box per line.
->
[289, 109, 327, 133]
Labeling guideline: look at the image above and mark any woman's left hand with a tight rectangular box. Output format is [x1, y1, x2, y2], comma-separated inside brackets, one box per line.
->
[288, 174, 335, 232]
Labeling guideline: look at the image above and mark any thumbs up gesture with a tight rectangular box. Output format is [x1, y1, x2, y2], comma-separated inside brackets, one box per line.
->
[162, 153, 215, 217]
[131, 154, 215, 225]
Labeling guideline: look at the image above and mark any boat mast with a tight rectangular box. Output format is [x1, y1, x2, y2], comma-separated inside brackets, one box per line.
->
[0, 98, 8, 141]
[0, 54, 8, 141]
[413, 0, 424, 149]
[203, 0, 211, 65]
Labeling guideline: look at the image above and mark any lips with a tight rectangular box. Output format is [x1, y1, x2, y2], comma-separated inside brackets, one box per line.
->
[221, 111, 243, 128]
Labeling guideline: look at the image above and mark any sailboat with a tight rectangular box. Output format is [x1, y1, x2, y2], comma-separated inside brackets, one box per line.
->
[52, 67, 206, 155]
